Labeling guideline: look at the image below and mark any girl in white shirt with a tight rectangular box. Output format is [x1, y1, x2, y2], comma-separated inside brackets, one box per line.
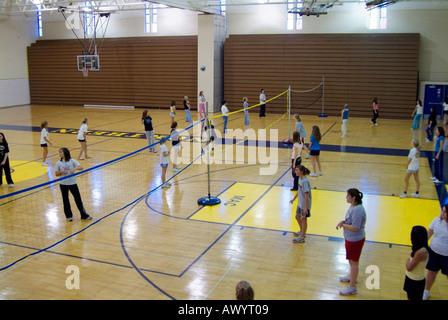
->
[411, 100, 423, 130]
[423, 205, 448, 300]
[221, 100, 229, 134]
[77, 118, 91, 160]
[399, 139, 420, 198]
[290, 131, 303, 191]
[40, 120, 52, 166]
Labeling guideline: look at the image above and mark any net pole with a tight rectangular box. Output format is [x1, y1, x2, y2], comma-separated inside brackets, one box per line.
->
[197, 101, 221, 206]
[319, 76, 327, 117]
[288, 85, 291, 140]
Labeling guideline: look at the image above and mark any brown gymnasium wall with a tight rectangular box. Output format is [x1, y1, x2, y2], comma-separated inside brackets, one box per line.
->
[223, 33, 420, 118]
[27, 36, 198, 109]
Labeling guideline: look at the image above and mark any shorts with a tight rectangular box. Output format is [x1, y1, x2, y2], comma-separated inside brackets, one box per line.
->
[78, 139, 86, 142]
[40, 143, 48, 147]
[426, 247, 448, 275]
[170, 112, 175, 118]
[296, 206, 310, 218]
[160, 163, 168, 168]
[407, 169, 419, 174]
[310, 150, 320, 156]
[403, 275, 425, 300]
[345, 238, 365, 262]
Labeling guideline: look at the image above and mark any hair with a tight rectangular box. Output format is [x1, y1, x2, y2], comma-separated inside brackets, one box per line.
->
[243, 97, 248, 102]
[430, 107, 437, 115]
[411, 139, 420, 154]
[417, 100, 422, 106]
[59, 147, 71, 161]
[410, 225, 428, 258]
[0, 132, 8, 145]
[171, 100, 176, 106]
[81, 118, 88, 124]
[40, 120, 48, 129]
[235, 281, 254, 300]
[292, 131, 301, 144]
[222, 100, 227, 105]
[261, 88, 264, 92]
[373, 97, 378, 103]
[436, 126, 446, 137]
[344, 103, 348, 108]
[347, 188, 363, 205]
[142, 109, 148, 118]
[296, 164, 310, 176]
[442, 204, 448, 223]
[294, 113, 301, 122]
[199, 91, 204, 96]
[312, 125, 321, 142]
[171, 121, 178, 129]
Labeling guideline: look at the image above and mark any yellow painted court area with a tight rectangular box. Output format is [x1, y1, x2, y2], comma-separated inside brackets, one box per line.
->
[9, 161, 48, 183]
[191, 182, 440, 246]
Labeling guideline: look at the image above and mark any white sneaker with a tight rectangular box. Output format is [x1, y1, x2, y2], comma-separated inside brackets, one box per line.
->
[172, 167, 181, 172]
[8, 184, 14, 188]
[310, 173, 317, 177]
[42, 162, 49, 166]
[434, 179, 443, 184]
[399, 193, 407, 198]
[162, 183, 171, 188]
[411, 193, 420, 198]
[319, 171, 323, 176]
[306, 154, 310, 159]
[430, 176, 436, 181]
[340, 286, 357, 296]
[423, 290, 430, 300]
[340, 274, 350, 283]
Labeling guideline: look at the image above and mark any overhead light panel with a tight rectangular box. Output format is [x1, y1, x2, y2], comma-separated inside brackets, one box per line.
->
[366, 0, 397, 10]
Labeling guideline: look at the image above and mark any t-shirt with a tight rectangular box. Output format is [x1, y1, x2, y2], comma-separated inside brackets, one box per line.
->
[77, 123, 88, 140]
[343, 204, 366, 242]
[292, 142, 303, 160]
[259, 93, 266, 104]
[295, 121, 306, 139]
[221, 104, 229, 115]
[435, 136, 445, 153]
[142, 116, 153, 131]
[429, 217, 448, 256]
[443, 102, 448, 112]
[183, 100, 190, 110]
[171, 128, 180, 146]
[297, 176, 311, 210]
[309, 134, 320, 151]
[40, 128, 49, 145]
[160, 143, 169, 165]
[342, 109, 349, 120]
[54, 158, 80, 185]
[0, 141, 9, 163]
[416, 104, 423, 115]
[408, 147, 419, 171]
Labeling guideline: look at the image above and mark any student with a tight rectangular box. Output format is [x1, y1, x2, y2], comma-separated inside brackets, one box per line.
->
[423, 204, 448, 300]
[341, 104, 349, 138]
[403, 226, 429, 300]
[336, 188, 366, 296]
[243, 97, 250, 126]
[399, 139, 420, 198]
[170, 121, 182, 172]
[443, 98, 448, 125]
[371, 97, 379, 125]
[411, 100, 423, 130]
[235, 281, 254, 300]
[77, 118, 91, 160]
[170, 100, 176, 125]
[40, 120, 52, 166]
[141, 110, 156, 153]
[294, 113, 307, 145]
[289, 165, 312, 243]
[308, 125, 322, 177]
[290, 131, 303, 191]
[221, 100, 229, 134]
[159, 139, 171, 188]
[183, 96, 192, 123]
[54, 147, 92, 222]
[198, 91, 206, 119]
[0, 132, 14, 188]
[426, 107, 437, 142]
[259, 89, 266, 117]
[431, 127, 445, 183]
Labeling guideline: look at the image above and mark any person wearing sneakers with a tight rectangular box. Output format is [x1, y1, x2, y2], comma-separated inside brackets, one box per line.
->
[159, 138, 171, 188]
[0, 132, 14, 188]
[170, 121, 182, 172]
[336, 188, 366, 296]
[430, 127, 445, 184]
[54, 147, 92, 222]
[77, 118, 91, 160]
[40, 120, 52, 166]
[289, 165, 312, 243]
[308, 125, 322, 177]
[399, 139, 420, 199]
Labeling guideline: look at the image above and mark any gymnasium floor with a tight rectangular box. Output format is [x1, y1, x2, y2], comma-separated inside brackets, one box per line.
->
[0, 104, 447, 300]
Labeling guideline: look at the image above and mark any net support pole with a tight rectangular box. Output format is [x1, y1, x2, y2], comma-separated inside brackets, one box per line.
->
[197, 102, 221, 206]
[288, 85, 291, 140]
[318, 76, 327, 118]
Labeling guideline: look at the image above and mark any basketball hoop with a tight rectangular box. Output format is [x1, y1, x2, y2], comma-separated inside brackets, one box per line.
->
[81, 68, 90, 78]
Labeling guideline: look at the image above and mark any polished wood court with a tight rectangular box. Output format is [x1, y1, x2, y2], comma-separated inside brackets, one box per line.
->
[0, 104, 446, 300]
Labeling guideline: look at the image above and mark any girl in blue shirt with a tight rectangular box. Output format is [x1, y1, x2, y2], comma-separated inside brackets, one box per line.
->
[431, 127, 445, 183]
[309, 125, 322, 177]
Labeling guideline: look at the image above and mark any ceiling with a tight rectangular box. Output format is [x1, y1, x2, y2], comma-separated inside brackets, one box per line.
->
[1, 0, 447, 17]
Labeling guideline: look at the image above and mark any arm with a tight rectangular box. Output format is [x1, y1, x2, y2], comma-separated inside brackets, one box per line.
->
[290, 193, 298, 204]
[44, 136, 52, 145]
[406, 250, 427, 272]
[1, 152, 8, 166]
[436, 140, 444, 159]
[428, 228, 434, 240]
[303, 192, 309, 214]
[337, 221, 359, 232]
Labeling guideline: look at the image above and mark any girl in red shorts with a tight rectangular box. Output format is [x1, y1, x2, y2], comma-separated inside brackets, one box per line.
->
[336, 188, 367, 296]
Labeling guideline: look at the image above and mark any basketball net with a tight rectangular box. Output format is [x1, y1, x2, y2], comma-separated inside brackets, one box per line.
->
[82, 68, 90, 78]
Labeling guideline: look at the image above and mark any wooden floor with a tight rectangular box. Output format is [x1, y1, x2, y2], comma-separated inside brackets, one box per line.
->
[0, 104, 447, 300]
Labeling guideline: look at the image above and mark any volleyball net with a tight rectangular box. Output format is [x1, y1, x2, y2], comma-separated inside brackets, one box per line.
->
[0, 85, 322, 271]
